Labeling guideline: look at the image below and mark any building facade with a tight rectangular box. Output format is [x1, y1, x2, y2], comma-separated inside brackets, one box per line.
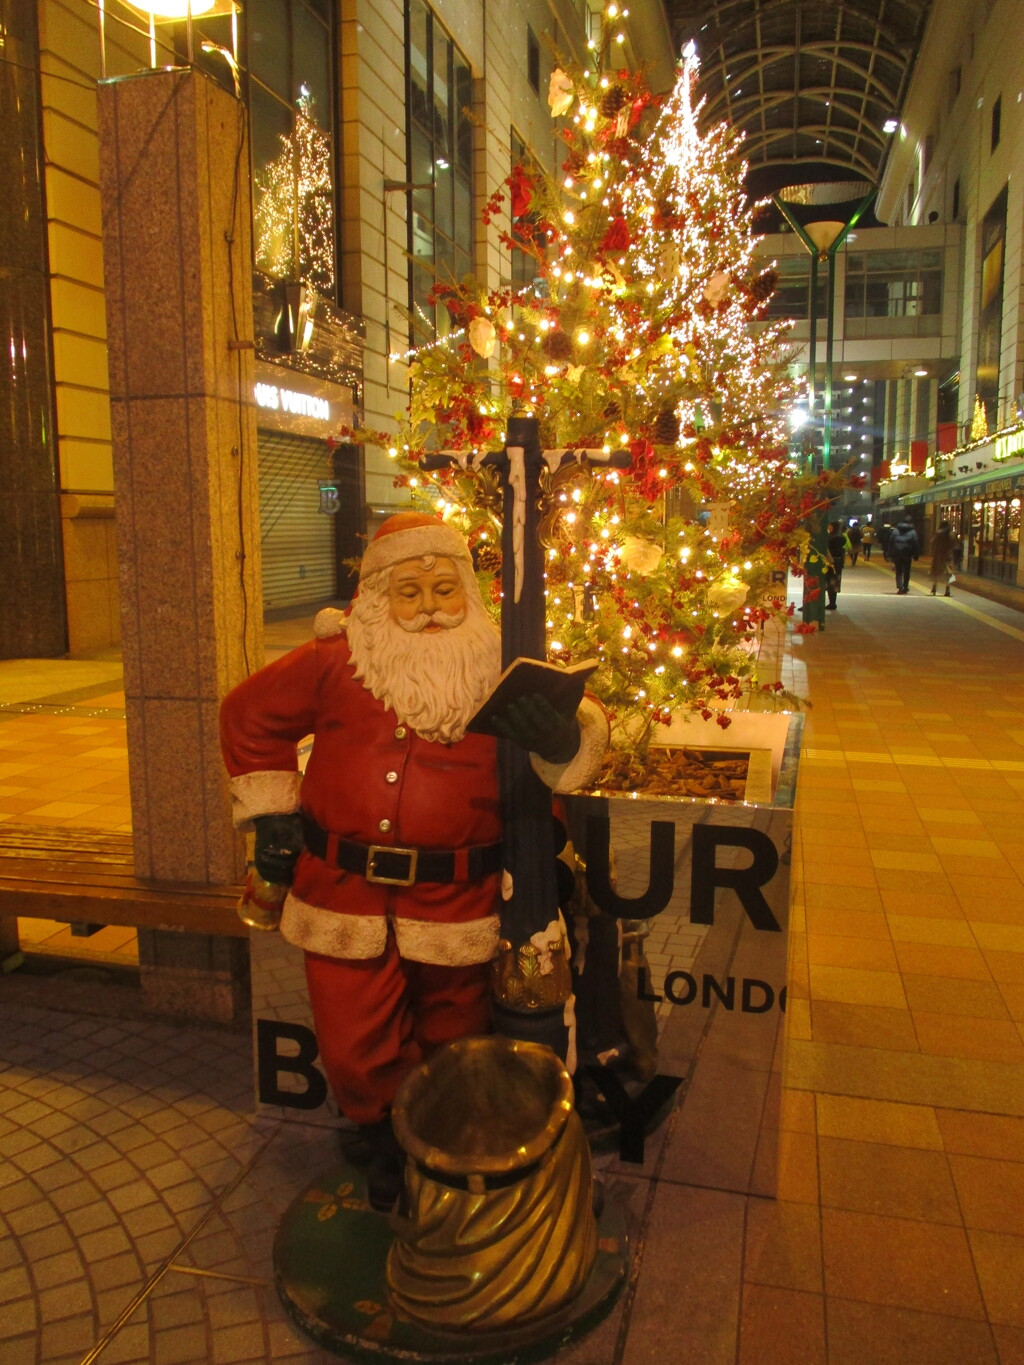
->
[871, 0, 1024, 582]
[0, 0, 672, 662]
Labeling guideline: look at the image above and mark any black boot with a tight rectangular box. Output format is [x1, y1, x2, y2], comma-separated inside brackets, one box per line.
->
[338, 1118, 405, 1211]
[364, 1119, 405, 1213]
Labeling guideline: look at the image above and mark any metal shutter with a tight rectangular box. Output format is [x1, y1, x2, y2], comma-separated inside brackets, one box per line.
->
[258, 431, 336, 610]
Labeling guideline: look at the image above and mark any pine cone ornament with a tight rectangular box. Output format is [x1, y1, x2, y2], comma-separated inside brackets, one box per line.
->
[654, 409, 680, 444]
[543, 331, 574, 361]
[599, 85, 630, 119]
[751, 268, 778, 303]
[475, 543, 502, 574]
[604, 399, 622, 421]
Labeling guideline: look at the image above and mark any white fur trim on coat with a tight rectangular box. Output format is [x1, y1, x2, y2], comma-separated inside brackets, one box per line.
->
[393, 915, 500, 966]
[530, 694, 609, 794]
[280, 891, 388, 959]
[228, 770, 302, 830]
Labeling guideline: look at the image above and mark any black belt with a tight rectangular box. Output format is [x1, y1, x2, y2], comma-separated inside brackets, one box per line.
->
[301, 816, 502, 887]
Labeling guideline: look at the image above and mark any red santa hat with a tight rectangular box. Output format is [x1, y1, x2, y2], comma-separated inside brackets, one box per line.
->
[359, 511, 471, 580]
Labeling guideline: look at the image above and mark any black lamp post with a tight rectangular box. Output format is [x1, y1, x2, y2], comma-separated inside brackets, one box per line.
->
[422, 417, 629, 1055]
[773, 183, 875, 471]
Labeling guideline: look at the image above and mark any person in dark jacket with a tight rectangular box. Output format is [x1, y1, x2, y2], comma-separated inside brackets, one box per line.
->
[824, 521, 847, 609]
[847, 522, 863, 565]
[929, 521, 957, 596]
[888, 520, 920, 594]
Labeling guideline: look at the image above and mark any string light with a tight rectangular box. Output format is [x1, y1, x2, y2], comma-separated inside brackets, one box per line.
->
[254, 90, 334, 293]
[353, 24, 812, 732]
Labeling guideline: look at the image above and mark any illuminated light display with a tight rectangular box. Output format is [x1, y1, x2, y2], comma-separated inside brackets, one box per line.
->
[254, 91, 335, 296]
[254, 383, 331, 422]
[338, 15, 843, 737]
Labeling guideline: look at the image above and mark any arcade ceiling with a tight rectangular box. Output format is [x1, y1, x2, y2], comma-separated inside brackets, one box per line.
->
[663, 0, 935, 196]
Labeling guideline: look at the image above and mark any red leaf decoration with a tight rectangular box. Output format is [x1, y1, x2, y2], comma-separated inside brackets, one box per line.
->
[510, 165, 534, 220]
[600, 216, 632, 252]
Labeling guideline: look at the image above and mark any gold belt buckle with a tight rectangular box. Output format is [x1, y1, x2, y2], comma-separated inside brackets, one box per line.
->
[366, 845, 418, 886]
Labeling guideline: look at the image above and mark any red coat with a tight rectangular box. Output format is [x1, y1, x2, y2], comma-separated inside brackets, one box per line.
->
[220, 632, 503, 965]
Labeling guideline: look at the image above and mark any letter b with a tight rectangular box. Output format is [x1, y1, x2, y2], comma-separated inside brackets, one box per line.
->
[256, 1019, 328, 1110]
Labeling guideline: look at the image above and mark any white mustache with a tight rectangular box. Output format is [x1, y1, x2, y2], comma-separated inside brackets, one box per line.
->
[397, 607, 467, 633]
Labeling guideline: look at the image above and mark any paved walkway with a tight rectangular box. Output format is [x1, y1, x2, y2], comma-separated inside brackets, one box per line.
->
[1, 568, 1023, 1363]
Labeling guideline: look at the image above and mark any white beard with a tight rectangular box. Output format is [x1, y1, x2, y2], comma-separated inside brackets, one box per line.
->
[347, 571, 501, 744]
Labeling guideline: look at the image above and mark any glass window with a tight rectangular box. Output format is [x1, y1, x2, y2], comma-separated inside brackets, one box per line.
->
[432, 25, 451, 157]
[757, 254, 825, 322]
[454, 176, 473, 253]
[454, 57, 473, 176]
[405, 2, 474, 338]
[251, 83, 297, 282]
[248, 0, 337, 297]
[293, 3, 332, 130]
[248, 0, 291, 98]
[844, 249, 942, 319]
[509, 131, 542, 291]
[527, 27, 540, 93]
[409, 0, 430, 131]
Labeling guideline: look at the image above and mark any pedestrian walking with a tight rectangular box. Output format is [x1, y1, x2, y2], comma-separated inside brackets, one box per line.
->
[824, 520, 847, 610]
[888, 520, 919, 594]
[929, 521, 957, 597]
[847, 522, 863, 565]
[860, 523, 876, 560]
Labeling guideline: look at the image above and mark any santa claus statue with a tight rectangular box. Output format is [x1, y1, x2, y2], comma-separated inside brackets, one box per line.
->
[220, 512, 607, 1206]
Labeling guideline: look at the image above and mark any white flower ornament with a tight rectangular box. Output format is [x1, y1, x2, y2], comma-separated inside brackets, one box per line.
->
[548, 69, 574, 118]
[468, 316, 497, 358]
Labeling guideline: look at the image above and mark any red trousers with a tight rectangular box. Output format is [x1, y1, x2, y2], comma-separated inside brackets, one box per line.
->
[304, 935, 492, 1125]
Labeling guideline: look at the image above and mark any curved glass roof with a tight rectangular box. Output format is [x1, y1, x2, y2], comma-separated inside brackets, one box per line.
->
[666, 0, 934, 193]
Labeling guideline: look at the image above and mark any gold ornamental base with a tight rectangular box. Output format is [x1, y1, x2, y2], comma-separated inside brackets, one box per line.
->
[388, 1037, 597, 1332]
[272, 1150, 627, 1363]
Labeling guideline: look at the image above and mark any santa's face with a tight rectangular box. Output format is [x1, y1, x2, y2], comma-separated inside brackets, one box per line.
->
[346, 554, 501, 743]
[387, 557, 467, 632]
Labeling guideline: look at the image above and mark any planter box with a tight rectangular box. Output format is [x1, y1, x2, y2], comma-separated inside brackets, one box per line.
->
[564, 710, 802, 1195]
[249, 711, 804, 1193]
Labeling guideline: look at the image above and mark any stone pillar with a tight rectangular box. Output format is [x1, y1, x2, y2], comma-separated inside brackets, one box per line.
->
[0, 0, 67, 659]
[98, 67, 263, 888]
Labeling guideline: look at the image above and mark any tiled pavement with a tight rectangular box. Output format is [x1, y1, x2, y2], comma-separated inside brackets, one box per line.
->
[0, 616, 314, 834]
[2, 570, 1024, 1362]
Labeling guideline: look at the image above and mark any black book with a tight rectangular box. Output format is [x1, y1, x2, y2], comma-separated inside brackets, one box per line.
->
[466, 657, 599, 736]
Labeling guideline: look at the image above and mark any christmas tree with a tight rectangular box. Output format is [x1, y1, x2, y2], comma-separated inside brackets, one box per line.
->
[347, 33, 836, 752]
[254, 90, 335, 296]
[970, 393, 989, 442]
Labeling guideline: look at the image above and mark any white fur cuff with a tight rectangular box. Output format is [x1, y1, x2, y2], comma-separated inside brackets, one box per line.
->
[530, 695, 609, 794]
[280, 893, 388, 959]
[228, 770, 302, 829]
[394, 915, 500, 966]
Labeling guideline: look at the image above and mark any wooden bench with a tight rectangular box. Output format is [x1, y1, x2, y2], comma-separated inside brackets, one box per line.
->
[0, 826, 247, 948]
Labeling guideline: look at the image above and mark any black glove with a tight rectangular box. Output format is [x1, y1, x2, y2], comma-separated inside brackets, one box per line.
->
[252, 812, 305, 886]
[491, 693, 580, 765]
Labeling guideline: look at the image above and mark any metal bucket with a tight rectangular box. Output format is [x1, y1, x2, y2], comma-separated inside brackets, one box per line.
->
[387, 1036, 598, 1331]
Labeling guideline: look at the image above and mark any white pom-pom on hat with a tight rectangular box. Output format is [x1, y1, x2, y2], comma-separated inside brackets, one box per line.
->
[313, 607, 347, 638]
